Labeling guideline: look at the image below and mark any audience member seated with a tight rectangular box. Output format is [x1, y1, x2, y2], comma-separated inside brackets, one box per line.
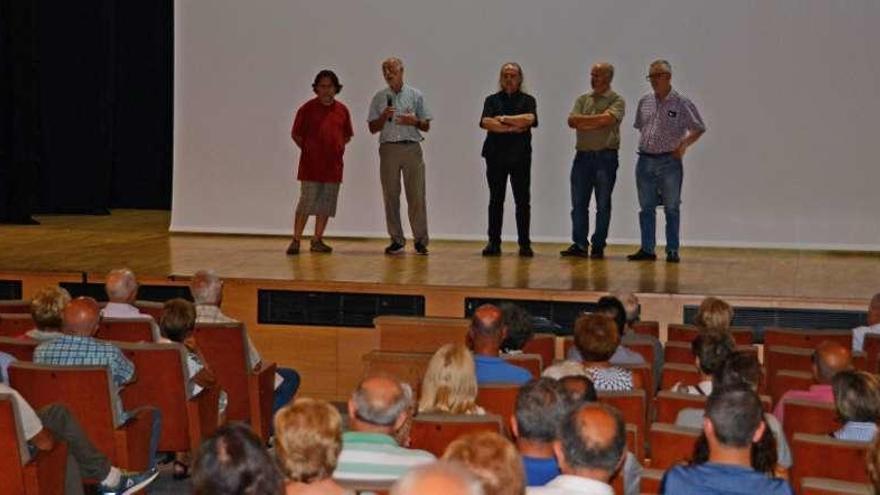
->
[0, 375, 159, 494]
[24, 285, 70, 342]
[831, 370, 880, 442]
[852, 292, 880, 352]
[391, 461, 486, 495]
[419, 343, 484, 415]
[190, 269, 300, 416]
[772, 340, 852, 422]
[527, 402, 627, 495]
[335, 375, 435, 483]
[559, 375, 598, 403]
[100, 268, 160, 339]
[274, 397, 352, 495]
[676, 352, 792, 473]
[0, 350, 13, 382]
[33, 296, 162, 468]
[543, 314, 643, 391]
[693, 297, 734, 333]
[511, 378, 571, 487]
[442, 430, 525, 495]
[468, 304, 532, 385]
[660, 385, 793, 494]
[566, 297, 645, 366]
[192, 422, 284, 495]
[615, 291, 664, 390]
[500, 303, 534, 354]
[671, 330, 735, 396]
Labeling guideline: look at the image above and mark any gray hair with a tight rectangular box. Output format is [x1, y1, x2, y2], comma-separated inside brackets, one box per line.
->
[105, 268, 138, 300]
[497, 62, 528, 94]
[190, 270, 223, 305]
[352, 378, 413, 427]
[382, 57, 404, 71]
[649, 59, 672, 74]
[391, 462, 485, 495]
[515, 378, 571, 442]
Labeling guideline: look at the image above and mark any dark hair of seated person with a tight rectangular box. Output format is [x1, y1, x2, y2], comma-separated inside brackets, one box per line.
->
[192, 422, 284, 495]
[500, 302, 533, 352]
[160, 298, 196, 343]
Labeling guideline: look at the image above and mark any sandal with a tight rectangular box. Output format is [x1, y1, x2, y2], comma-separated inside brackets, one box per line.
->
[172, 460, 191, 480]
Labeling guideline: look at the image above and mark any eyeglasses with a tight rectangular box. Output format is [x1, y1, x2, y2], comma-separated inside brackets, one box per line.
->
[646, 72, 669, 81]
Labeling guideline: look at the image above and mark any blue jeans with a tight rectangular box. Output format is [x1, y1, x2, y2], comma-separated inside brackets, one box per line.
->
[272, 367, 301, 415]
[635, 153, 683, 254]
[570, 150, 618, 250]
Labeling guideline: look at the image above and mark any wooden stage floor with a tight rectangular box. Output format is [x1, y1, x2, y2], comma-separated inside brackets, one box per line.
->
[1, 209, 877, 302]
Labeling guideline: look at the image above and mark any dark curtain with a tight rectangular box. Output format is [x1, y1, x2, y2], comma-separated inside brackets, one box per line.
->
[0, 0, 172, 222]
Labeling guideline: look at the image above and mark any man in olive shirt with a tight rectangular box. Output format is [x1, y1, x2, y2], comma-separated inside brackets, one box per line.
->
[560, 63, 625, 259]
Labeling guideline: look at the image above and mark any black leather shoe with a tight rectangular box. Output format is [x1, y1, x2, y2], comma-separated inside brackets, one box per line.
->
[666, 252, 681, 263]
[560, 244, 589, 258]
[384, 242, 405, 254]
[518, 245, 534, 257]
[590, 248, 605, 259]
[482, 243, 501, 256]
[414, 242, 429, 255]
[626, 249, 657, 261]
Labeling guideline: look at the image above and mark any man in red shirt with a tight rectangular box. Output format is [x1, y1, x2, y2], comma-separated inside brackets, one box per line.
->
[287, 70, 354, 255]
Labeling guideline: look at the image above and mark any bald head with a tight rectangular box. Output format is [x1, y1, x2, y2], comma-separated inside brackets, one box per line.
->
[392, 462, 484, 495]
[814, 341, 853, 383]
[469, 305, 506, 356]
[349, 375, 411, 433]
[590, 62, 614, 94]
[868, 293, 880, 326]
[105, 268, 138, 303]
[62, 297, 101, 337]
[555, 403, 625, 481]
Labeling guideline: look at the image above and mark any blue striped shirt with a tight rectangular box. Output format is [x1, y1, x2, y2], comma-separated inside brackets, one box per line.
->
[368, 84, 432, 143]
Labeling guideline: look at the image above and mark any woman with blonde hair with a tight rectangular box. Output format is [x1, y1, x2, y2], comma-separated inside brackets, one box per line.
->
[274, 398, 353, 495]
[442, 430, 525, 495]
[693, 296, 733, 333]
[419, 343, 485, 415]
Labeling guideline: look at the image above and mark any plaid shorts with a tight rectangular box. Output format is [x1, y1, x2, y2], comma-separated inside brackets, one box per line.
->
[295, 181, 340, 217]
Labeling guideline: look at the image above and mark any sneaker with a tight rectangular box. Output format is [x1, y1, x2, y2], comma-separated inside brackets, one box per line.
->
[590, 248, 605, 259]
[99, 467, 159, 495]
[384, 241, 405, 255]
[414, 242, 429, 255]
[482, 243, 501, 256]
[310, 239, 333, 253]
[518, 245, 534, 257]
[560, 244, 589, 258]
[626, 249, 657, 261]
[666, 252, 681, 263]
[285, 239, 300, 255]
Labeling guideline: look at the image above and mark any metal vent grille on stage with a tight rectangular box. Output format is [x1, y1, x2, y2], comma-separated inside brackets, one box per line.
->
[464, 298, 598, 335]
[257, 290, 425, 327]
[60, 282, 192, 302]
[682, 305, 867, 343]
[0, 280, 23, 300]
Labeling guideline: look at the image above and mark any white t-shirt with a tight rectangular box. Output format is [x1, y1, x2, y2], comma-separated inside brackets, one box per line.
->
[0, 383, 43, 440]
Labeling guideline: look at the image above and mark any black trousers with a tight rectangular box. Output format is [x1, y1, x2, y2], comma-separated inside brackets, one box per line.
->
[485, 155, 531, 247]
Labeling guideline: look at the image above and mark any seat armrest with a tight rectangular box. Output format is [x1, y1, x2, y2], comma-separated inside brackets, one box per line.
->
[187, 385, 220, 456]
[248, 361, 277, 443]
[113, 407, 155, 471]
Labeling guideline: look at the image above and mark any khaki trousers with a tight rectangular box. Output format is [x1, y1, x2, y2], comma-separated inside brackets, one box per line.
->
[379, 142, 428, 245]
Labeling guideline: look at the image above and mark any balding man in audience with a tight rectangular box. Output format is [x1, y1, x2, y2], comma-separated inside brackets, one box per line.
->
[335, 375, 435, 483]
[33, 297, 163, 468]
[392, 462, 485, 495]
[661, 385, 793, 494]
[852, 292, 880, 352]
[469, 304, 532, 385]
[772, 340, 852, 422]
[190, 269, 300, 415]
[100, 268, 160, 340]
[527, 402, 626, 495]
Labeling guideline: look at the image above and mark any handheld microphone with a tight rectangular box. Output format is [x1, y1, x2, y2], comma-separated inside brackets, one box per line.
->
[386, 94, 393, 122]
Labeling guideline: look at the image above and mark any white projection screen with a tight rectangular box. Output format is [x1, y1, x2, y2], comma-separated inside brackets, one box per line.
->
[172, 0, 880, 250]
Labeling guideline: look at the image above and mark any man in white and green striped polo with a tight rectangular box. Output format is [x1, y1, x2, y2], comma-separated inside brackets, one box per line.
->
[334, 375, 435, 483]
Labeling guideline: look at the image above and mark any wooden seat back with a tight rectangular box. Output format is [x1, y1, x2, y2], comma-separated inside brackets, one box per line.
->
[791, 433, 870, 490]
[800, 477, 873, 495]
[664, 341, 694, 365]
[863, 333, 880, 373]
[661, 363, 701, 390]
[117, 342, 219, 453]
[133, 300, 165, 321]
[625, 340, 656, 372]
[0, 393, 67, 495]
[0, 336, 38, 361]
[410, 413, 503, 457]
[375, 316, 469, 353]
[598, 390, 646, 460]
[639, 468, 664, 495]
[648, 422, 701, 470]
[619, 363, 653, 405]
[96, 318, 156, 343]
[501, 353, 542, 378]
[0, 314, 35, 338]
[476, 384, 520, 425]
[781, 399, 839, 445]
[656, 390, 707, 424]
[362, 350, 432, 400]
[763, 327, 852, 349]
[770, 370, 814, 407]
[521, 334, 555, 368]
[193, 322, 251, 422]
[0, 300, 31, 313]
[667, 324, 752, 345]
[631, 321, 659, 339]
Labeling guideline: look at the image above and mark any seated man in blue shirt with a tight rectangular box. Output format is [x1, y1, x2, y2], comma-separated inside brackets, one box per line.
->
[513, 378, 570, 486]
[468, 304, 532, 385]
[660, 385, 793, 494]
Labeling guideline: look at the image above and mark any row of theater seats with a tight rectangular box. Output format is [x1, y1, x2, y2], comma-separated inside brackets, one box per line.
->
[367, 315, 875, 494]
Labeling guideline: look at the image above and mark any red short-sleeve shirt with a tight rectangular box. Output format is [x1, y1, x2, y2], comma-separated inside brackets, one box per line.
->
[291, 98, 353, 183]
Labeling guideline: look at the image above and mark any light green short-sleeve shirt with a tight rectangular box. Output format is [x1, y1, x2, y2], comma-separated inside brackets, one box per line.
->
[571, 90, 625, 151]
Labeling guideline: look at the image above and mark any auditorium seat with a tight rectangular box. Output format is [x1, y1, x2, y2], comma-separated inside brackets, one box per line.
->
[133, 300, 165, 321]
[362, 350, 432, 400]
[639, 468, 664, 494]
[631, 320, 660, 339]
[663, 341, 694, 365]
[655, 390, 706, 424]
[770, 369, 814, 407]
[521, 333, 555, 368]
[862, 333, 880, 373]
[501, 353, 542, 378]
[660, 363, 701, 390]
[619, 363, 653, 404]
[8, 362, 154, 471]
[800, 477, 873, 495]
[0, 299, 31, 313]
[667, 323, 753, 345]
[763, 327, 852, 349]
[625, 340, 656, 374]
[0, 336, 38, 361]
[780, 398, 838, 445]
[598, 390, 646, 460]
[0, 314, 34, 338]
[374, 316, 469, 353]
[96, 318, 156, 343]
[409, 413, 503, 457]
[117, 342, 220, 455]
[476, 383, 520, 429]
[791, 433, 870, 490]
[0, 393, 68, 495]
[648, 422, 701, 470]
[193, 322, 276, 442]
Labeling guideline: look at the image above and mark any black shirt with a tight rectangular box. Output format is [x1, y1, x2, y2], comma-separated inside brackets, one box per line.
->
[480, 91, 538, 159]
